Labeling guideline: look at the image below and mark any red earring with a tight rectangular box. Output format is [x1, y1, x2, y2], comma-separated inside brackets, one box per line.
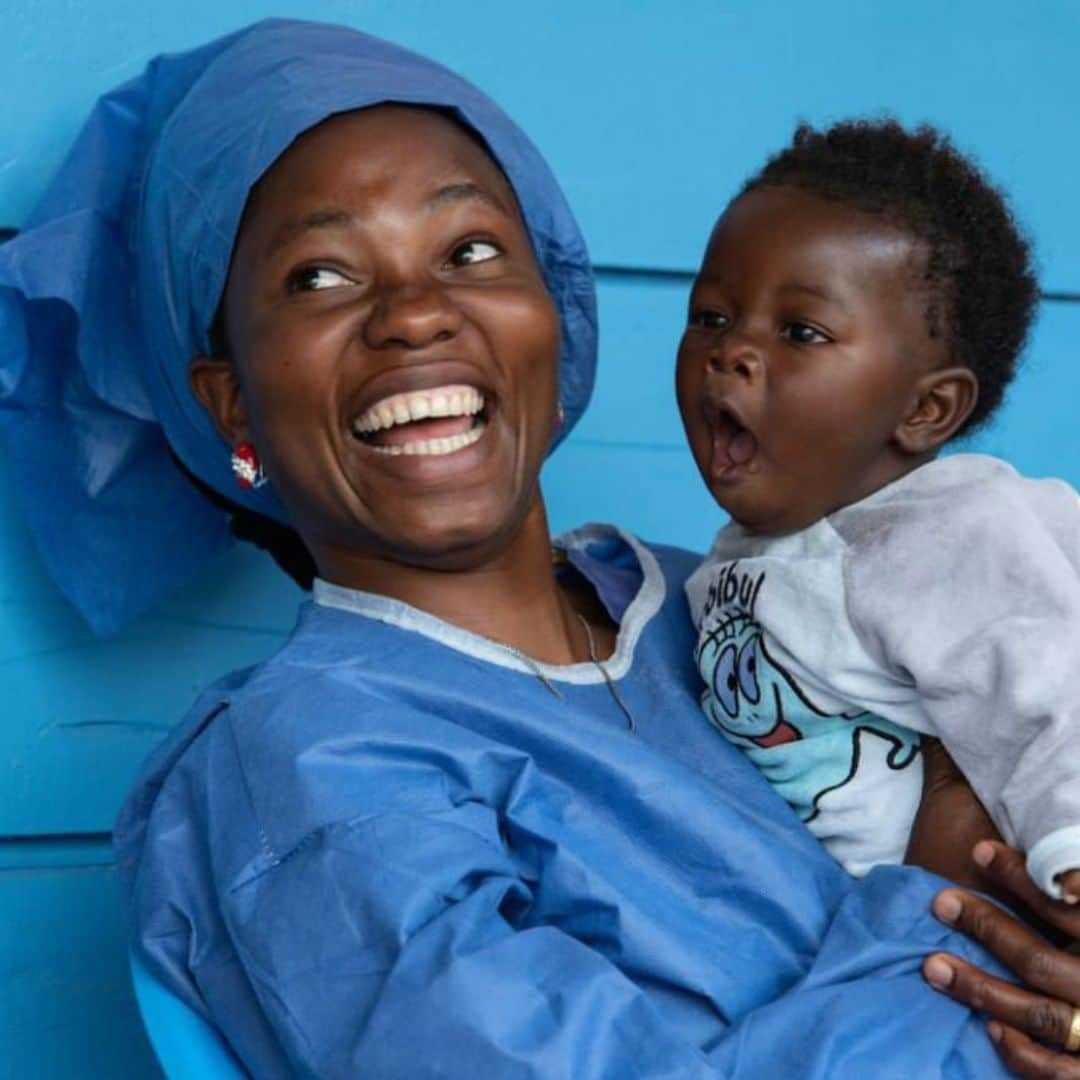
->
[230, 442, 267, 489]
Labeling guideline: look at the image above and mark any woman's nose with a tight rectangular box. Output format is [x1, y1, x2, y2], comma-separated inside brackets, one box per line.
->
[362, 280, 464, 350]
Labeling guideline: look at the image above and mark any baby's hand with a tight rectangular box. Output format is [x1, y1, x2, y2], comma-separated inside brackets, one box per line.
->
[1057, 868, 1080, 904]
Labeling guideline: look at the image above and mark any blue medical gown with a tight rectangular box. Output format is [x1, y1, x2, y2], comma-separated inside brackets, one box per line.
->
[114, 527, 1009, 1078]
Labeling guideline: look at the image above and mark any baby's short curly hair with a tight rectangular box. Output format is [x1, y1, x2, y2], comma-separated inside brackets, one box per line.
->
[740, 119, 1039, 435]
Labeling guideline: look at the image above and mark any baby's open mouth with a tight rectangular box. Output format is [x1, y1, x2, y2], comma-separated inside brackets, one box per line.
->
[352, 384, 488, 456]
[710, 406, 758, 476]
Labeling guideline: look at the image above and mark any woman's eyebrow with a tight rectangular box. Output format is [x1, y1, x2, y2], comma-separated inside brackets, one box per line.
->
[265, 184, 509, 257]
[266, 209, 355, 256]
[425, 181, 511, 216]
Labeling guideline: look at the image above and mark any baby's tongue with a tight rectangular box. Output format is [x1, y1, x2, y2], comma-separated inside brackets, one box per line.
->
[728, 429, 758, 465]
[370, 415, 475, 447]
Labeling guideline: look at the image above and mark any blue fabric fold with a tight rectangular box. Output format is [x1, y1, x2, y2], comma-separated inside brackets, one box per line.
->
[0, 19, 597, 635]
[115, 530, 1012, 1078]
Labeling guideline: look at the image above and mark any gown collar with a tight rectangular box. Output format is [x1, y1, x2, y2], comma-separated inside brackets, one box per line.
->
[312, 525, 664, 685]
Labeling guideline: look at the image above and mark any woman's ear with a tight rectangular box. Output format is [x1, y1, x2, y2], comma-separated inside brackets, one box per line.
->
[189, 356, 249, 444]
[893, 366, 979, 455]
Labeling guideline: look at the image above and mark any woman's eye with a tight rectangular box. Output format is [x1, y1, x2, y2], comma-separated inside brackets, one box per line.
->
[781, 321, 830, 345]
[288, 266, 354, 292]
[689, 309, 729, 330]
[449, 240, 501, 267]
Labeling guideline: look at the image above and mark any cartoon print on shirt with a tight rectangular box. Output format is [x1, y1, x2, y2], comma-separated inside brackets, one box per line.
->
[697, 562, 922, 823]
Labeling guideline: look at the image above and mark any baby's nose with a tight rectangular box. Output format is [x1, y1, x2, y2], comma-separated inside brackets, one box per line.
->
[708, 335, 762, 379]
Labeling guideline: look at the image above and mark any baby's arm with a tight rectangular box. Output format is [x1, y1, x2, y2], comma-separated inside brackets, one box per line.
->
[905, 738, 1001, 892]
[844, 465, 1080, 897]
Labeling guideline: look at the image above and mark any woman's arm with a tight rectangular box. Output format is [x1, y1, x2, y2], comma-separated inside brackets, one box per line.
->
[223, 808, 1017, 1079]
[923, 841, 1080, 1078]
[224, 807, 724, 1079]
[124, 694, 1020, 1078]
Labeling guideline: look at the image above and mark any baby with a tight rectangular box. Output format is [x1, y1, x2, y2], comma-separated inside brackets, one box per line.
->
[678, 119, 1080, 901]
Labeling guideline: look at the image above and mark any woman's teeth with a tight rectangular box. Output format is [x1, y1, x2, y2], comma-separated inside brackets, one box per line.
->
[366, 423, 487, 457]
[352, 383, 487, 456]
[353, 384, 483, 434]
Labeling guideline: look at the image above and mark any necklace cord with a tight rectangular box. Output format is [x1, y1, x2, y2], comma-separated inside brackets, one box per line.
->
[575, 613, 636, 733]
[491, 611, 636, 732]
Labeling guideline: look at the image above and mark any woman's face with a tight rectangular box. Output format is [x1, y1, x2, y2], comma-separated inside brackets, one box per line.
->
[195, 106, 560, 577]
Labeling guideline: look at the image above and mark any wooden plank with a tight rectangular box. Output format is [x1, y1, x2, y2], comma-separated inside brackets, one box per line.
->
[574, 273, 690, 449]
[1, 290, 1078, 837]
[965, 299, 1080, 488]
[0, 466, 299, 835]
[0, 859, 161, 1079]
[1, 1, 1079, 287]
[548, 296, 1080, 550]
[0, 834, 111, 870]
[544, 440, 720, 555]
[581, 282, 1080, 478]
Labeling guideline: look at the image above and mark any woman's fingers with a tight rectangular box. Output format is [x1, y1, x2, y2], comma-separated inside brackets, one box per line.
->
[923, 951, 1077, 1048]
[974, 842, 1080, 936]
[988, 1022, 1080, 1079]
[931, 887, 1080, 1005]
[927, 843, 1080, 1070]
[1058, 870, 1080, 907]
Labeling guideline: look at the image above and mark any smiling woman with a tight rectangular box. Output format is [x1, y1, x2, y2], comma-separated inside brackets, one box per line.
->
[191, 106, 565, 603]
[0, 17, 1060, 1080]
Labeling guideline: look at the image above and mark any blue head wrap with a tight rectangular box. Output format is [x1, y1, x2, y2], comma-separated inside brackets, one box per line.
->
[0, 19, 597, 635]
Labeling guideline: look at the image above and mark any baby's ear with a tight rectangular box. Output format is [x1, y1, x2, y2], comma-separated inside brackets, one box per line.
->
[893, 366, 979, 455]
[189, 355, 250, 444]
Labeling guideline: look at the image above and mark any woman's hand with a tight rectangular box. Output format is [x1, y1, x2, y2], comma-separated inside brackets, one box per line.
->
[923, 841, 1080, 1077]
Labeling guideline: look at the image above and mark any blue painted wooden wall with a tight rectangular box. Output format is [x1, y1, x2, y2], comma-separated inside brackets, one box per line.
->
[2, 2, 1078, 1075]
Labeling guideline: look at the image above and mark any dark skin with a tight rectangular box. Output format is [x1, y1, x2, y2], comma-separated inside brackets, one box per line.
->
[925, 841, 1080, 1079]
[191, 106, 615, 665]
[194, 113, 1079, 1071]
[676, 187, 979, 537]
[678, 185, 980, 892]
[907, 738, 1002, 892]
[678, 186, 1080, 1073]
[915, 756, 1080, 1076]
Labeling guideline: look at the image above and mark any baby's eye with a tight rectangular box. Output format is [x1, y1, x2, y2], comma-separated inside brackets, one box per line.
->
[288, 266, 355, 292]
[781, 321, 830, 345]
[448, 239, 502, 267]
[689, 309, 730, 330]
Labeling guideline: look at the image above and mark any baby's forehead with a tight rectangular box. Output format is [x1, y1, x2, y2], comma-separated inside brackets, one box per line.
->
[705, 187, 927, 282]
[716, 187, 917, 245]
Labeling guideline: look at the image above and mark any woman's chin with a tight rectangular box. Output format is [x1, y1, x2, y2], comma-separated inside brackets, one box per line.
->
[347, 485, 542, 572]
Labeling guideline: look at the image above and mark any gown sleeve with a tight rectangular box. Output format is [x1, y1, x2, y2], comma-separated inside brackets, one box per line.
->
[843, 469, 1080, 895]
[229, 825, 1008, 1078]
[227, 802, 724, 1078]
[122, 694, 1012, 1080]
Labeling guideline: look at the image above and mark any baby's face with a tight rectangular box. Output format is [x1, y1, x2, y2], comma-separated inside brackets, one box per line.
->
[676, 186, 946, 535]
